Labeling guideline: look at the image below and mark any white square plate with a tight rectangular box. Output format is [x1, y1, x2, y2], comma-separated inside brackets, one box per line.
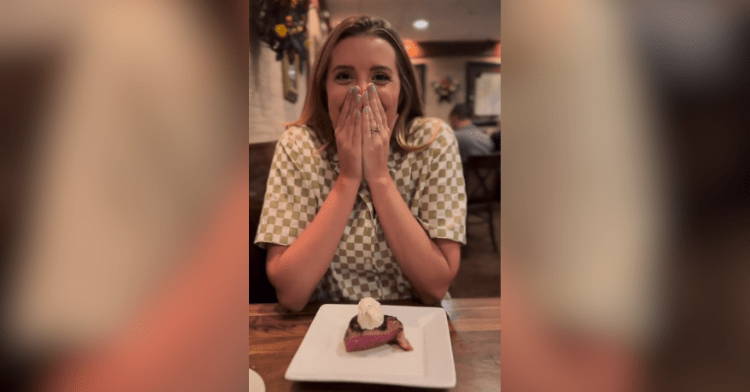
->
[285, 304, 456, 388]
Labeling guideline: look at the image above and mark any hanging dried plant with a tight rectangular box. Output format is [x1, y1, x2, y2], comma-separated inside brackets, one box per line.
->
[251, 0, 309, 66]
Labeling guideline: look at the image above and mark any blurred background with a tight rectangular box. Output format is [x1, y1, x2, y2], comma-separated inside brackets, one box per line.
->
[1, 1, 249, 390]
[503, 0, 750, 391]
[250, 0, 502, 303]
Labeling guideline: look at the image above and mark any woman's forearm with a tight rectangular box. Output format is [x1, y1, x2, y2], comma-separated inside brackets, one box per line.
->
[368, 176, 454, 304]
[267, 176, 359, 311]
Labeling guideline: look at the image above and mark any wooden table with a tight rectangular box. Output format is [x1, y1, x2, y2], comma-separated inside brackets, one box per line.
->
[250, 298, 500, 391]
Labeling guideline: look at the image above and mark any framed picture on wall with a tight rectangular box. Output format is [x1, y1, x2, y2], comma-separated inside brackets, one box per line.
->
[414, 63, 426, 106]
[466, 62, 501, 126]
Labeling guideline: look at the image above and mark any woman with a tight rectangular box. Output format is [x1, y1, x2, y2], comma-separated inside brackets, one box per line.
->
[255, 15, 466, 311]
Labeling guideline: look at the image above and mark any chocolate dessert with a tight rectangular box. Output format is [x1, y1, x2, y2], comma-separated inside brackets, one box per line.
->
[344, 315, 413, 352]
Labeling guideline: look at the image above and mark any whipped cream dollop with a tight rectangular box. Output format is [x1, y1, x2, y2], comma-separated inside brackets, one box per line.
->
[357, 297, 384, 330]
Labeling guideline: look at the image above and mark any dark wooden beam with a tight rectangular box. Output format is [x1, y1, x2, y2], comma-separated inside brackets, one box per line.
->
[415, 40, 499, 58]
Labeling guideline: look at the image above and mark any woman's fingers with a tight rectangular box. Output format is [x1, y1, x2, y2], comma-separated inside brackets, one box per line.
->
[342, 87, 362, 132]
[350, 88, 364, 140]
[366, 84, 386, 131]
[362, 105, 372, 143]
[336, 87, 354, 135]
[363, 106, 377, 140]
[352, 96, 362, 147]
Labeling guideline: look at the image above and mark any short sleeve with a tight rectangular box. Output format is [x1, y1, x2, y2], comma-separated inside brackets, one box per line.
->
[254, 128, 319, 248]
[414, 119, 467, 244]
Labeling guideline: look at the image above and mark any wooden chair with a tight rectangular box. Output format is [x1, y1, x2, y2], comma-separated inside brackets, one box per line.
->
[490, 130, 501, 152]
[250, 201, 277, 304]
[463, 154, 501, 252]
[250, 142, 279, 304]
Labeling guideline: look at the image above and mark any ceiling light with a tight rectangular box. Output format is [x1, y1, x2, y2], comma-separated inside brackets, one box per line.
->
[413, 19, 429, 30]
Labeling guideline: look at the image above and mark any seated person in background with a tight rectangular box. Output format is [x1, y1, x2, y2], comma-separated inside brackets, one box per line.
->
[448, 104, 496, 163]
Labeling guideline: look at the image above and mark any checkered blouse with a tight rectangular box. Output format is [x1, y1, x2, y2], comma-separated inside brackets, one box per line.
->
[254, 117, 467, 302]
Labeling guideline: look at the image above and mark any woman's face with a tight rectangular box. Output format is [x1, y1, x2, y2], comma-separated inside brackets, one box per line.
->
[326, 35, 401, 131]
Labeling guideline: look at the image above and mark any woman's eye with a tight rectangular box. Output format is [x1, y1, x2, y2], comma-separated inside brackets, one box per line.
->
[373, 73, 391, 83]
[334, 72, 352, 82]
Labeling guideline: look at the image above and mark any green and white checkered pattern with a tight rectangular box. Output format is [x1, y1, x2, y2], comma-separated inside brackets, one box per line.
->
[254, 118, 466, 302]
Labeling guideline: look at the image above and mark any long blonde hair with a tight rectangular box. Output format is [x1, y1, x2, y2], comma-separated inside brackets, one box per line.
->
[290, 15, 438, 153]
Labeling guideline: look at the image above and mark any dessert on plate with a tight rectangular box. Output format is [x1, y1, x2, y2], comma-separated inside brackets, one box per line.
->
[343, 297, 413, 352]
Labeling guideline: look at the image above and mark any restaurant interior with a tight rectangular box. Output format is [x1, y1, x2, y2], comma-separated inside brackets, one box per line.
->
[250, 1, 501, 390]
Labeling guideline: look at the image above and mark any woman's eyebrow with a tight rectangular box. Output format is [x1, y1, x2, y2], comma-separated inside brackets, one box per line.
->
[370, 65, 393, 73]
[330, 65, 393, 73]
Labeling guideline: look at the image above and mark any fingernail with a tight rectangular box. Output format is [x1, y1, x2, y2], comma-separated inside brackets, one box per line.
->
[356, 94, 361, 103]
[364, 106, 371, 114]
[364, 91, 369, 100]
[356, 109, 361, 118]
[349, 86, 357, 94]
[369, 84, 376, 92]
